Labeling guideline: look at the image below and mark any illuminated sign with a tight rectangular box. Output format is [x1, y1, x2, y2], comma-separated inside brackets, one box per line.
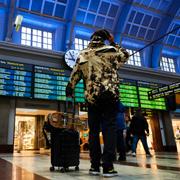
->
[148, 82, 180, 100]
[138, 81, 166, 110]
[34, 66, 85, 102]
[0, 60, 32, 97]
[0, 60, 167, 110]
[119, 79, 139, 107]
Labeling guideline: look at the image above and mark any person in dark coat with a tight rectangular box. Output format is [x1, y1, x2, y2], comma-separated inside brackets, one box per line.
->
[129, 109, 152, 157]
[116, 101, 126, 161]
[125, 116, 133, 154]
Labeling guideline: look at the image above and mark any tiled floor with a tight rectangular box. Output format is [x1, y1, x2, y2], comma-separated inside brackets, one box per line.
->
[0, 151, 180, 180]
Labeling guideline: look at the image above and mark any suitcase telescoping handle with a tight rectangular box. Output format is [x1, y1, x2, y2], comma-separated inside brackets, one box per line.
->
[65, 97, 76, 115]
[65, 96, 76, 129]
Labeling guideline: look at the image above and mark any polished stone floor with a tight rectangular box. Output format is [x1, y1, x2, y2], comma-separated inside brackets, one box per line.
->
[0, 151, 180, 180]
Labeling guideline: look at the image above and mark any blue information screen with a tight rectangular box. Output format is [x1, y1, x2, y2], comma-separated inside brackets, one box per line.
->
[0, 60, 167, 110]
[34, 66, 85, 102]
[0, 60, 32, 97]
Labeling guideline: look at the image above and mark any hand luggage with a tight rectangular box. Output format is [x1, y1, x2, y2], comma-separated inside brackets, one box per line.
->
[44, 98, 80, 172]
[50, 128, 80, 172]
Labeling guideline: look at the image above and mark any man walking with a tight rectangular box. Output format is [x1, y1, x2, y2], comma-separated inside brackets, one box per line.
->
[130, 109, 152, 157]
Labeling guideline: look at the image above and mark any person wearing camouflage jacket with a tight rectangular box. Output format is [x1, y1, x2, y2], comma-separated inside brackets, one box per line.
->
[66, 36, 129, 105]
[66, 29, 129, 177]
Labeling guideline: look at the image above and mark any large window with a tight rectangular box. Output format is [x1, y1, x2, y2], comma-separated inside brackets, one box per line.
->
[160, 57, 176, 73]
[21, 27, 53, 50]
[74, 38, 90, 50]
[126, 49, 141, 66]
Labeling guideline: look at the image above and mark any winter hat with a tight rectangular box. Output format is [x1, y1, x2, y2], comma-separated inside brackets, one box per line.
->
[90, 29, 111, 41]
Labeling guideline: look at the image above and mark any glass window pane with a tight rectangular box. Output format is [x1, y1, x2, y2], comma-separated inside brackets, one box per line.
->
[48, 32, 52, 38]
[38, 30, 42, 36]
[43, 38, 48, 44]
[75, 38, 78, 44]
[43, 32, 48, 37]
[27, 28, 31, 34]
[26, 41, 31, 46]
[79, 39, 82, 44]
[33, 36, 37, 41]
[38, 36, 41, 42]
[37, 43, 41, 48]
[22, 27, 26, 33]
[48, 39, 52, 44]
[48, 45, 52, 49]
[33, 29, 37, 35]
[32, 42, 37, 47]
[43, 44, 47, 49]
[27, 34, 31, 40]
[84, 40, 88, 45]
[75, 44, 79, 50]
[21, 39, 26, 45]
[21, 33, 26, 39]
[79, 45, 83, 50]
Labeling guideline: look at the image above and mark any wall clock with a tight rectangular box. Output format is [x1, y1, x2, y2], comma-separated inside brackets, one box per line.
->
[64, 49, 79, 69]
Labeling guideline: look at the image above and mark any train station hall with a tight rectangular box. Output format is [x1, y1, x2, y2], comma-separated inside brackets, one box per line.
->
[0, 0, 180, 179]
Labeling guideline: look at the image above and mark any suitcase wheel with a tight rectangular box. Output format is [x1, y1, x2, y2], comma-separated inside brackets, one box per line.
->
[50, 166, 55, 172]
[75, 166, 79, 171]
[60, 167, 69, 173]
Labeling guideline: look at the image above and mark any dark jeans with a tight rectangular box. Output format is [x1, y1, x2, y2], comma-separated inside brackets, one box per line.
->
[88, 102, 118, 169]
[125, 130, 133, 152]
[132, 135, 150, 154]
[116, 129, 126, 159]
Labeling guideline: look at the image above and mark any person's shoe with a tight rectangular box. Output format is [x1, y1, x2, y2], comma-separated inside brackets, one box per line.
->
[146, 153, 152, 157]
[103, 168, 118, 177]
[132, 152, 136, 157]
[89, 167, 100, 175]
[126, 150, 132, 155]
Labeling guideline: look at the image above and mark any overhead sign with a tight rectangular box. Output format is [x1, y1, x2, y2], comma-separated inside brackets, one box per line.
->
[138, 81, 166, 110]
[148, 82, 180, 100]
[0, 60, 167, 110]
[34, 65, 85, 102]
[119, 79, 139, 107]
[0, 60, 32, 97]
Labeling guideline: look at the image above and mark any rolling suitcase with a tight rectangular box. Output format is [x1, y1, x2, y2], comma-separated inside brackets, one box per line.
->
[49, 98, 80, 172]
[50, 128, 80, 172]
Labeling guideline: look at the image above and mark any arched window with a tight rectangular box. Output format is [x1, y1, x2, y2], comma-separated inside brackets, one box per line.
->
[160, 57, 176, 73]
[126, 49, 141, 66]
[74, 38, 90, 50]
[21, 27, 53, 50]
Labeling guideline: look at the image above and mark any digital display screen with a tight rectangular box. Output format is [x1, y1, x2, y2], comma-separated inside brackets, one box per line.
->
[119, 79, 139, 107]
[0, 60, 167, 110]
[34, 66, 85, 102]
[0, 60, 32, 97]
[138, 81, 166, 110]
[148, 82, 180, 99]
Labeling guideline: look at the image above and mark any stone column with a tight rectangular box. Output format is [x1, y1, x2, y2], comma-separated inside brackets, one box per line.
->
[0, 97, 16, 153]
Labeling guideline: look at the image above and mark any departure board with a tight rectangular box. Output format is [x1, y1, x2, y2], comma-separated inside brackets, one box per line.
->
[138, 81, 166, 110]
[0, 60, 167, 111]
[119, 79, 139, 107]
[0, 60, 32, 97]
[34, 66, 85, 102]
[148, 82, 180, 99]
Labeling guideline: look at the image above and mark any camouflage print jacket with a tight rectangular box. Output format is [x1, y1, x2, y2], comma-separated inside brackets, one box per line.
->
[67, 42, 129, 104]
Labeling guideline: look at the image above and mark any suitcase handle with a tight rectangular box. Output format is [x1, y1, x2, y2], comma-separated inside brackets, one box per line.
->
[65, 97, 76, 115]
[65, 97, 76, 129]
